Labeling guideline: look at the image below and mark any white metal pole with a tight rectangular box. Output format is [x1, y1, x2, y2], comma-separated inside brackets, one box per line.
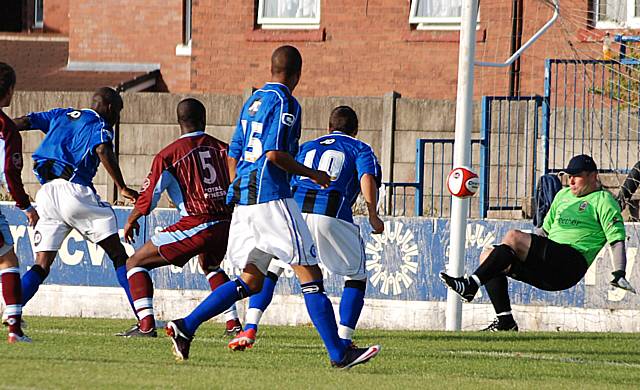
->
[446, 0, 479, 331]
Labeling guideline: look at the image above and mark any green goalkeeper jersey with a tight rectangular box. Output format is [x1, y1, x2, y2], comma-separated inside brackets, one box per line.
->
[542, 187, 626, 266]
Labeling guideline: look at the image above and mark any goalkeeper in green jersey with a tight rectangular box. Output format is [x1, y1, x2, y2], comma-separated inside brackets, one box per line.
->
[440, 154, 636, 331]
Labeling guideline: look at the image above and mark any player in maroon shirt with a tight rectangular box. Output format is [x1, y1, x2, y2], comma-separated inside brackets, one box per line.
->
[0, 63, 39, 343]
[119, 98, 241, 337]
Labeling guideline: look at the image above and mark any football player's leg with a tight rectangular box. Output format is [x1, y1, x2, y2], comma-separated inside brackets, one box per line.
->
[23, 209, 69, 306]
[182, 259, 266, 337]
[21, 251, 55, 306]
[200, 255, 243, 335]
[481, 275, 517, 331]
[98, 234, 137, 318]
[123, 241, 168, 334]
[294, 264, 345, 364]
[244, 262, 282, 334]
[338, 277, 366, 348]
[0, 247, 26, 340]
[197, 221, 243, 335]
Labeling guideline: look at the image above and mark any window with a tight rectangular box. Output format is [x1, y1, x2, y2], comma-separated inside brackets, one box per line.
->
[409, 0, 464, 30]
[257, 0, 320, 29]
[176, 0, 192, 56]
[34, 0, 43, 29]
[594, 0, 640, 29]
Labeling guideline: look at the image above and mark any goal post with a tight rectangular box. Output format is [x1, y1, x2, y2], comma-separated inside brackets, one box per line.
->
[447, 0, 560, 331]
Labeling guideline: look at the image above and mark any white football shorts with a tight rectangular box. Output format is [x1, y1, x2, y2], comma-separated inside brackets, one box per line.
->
[226, 198, 318, 272]
[303, 213, 367, 280]
[32, 179, 118, 252]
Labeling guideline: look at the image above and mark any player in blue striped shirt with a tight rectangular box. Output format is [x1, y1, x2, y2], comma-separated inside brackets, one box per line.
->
[237, 105, 384, 350]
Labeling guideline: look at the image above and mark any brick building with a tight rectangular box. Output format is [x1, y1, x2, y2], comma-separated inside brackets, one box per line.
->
[1, 1, 633, 98]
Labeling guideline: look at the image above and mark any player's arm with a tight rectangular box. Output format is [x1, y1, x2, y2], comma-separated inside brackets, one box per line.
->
[610, 240, 636, 293]
[123, 207, 143, 244]
[355, 146, 383, 233]
[228, 156, 238, 181]
[598, 196, 636, 293]
[361, 173, 384, 234]
[12, 116, 32, 131]
[124, 154, 171, 243]
[266, 150, 330, 188]
[14, 108, 69, 132]
[95, 143, 138, 202]
[3, 132, 38, 227]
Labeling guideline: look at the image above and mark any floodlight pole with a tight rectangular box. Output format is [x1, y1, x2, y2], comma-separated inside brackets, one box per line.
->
[446, 0, 479, 331]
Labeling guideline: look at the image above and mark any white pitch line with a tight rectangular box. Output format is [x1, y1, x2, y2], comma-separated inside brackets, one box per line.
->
[448, 350, 640, 368]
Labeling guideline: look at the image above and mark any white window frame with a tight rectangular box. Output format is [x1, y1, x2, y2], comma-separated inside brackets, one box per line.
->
[408, 0, 478, 31]
[34, 0, 43, 29]
[257, 0, 321, 30]
[594, 0, 640, 29]
[176, 0, 192, 57]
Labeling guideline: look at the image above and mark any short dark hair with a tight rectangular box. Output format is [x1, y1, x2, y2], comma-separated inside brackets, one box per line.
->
[271, 45, 303, 79]
[177, 98, 206, 128]
[0, 62, 16, 100]
[329, 106, 358, 135]
[93, 87, 123, 110]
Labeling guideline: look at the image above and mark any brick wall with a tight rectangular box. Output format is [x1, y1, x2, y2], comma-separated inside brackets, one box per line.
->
[44, 0, 69, 34]
[63, 0, 605, 98]
[189, 0, 601, 99]
[67, 0, 191, 91]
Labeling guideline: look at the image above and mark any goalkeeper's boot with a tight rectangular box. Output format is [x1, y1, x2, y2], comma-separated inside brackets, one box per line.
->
[439, 272, 479, 302]
[223, 318, 242, 337]
[166, 319, 193, 361]
[331, 345, 381, 369]
[228, 328, 256, 351]
[482, 317, 519, 332]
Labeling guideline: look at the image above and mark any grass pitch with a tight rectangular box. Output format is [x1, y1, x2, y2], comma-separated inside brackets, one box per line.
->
[0, 317, 639, 389]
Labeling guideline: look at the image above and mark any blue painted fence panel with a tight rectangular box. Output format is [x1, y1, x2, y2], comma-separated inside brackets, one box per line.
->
[3, 205, 634, 309]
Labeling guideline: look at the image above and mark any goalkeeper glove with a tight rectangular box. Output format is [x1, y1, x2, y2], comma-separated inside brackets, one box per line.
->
[610, 270, 636, 294]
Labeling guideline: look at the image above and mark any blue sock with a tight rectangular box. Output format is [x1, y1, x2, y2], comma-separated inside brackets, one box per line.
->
[21, 265, 47, 305]
[183, 278, 251, 336]
[245, 272, 279, 332]
[301, 280, 345, 363]
[339, 281, 366, 347]
[116, 265, 138, 320]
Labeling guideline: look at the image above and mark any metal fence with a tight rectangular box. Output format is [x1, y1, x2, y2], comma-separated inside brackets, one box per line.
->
[543, 59, 640, 174]
[406, 96, 541, 219]
[414, 138, 485, 218]
[386, 58, 640, 219]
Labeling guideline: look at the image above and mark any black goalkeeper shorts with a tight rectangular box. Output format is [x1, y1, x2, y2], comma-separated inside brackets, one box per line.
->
[508, 234, 589, 291]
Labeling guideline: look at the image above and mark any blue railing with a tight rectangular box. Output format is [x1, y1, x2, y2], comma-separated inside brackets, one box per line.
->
[482, 96, 542, 216]
[414, 138, 486, 218]
[382, 182, 420, 217]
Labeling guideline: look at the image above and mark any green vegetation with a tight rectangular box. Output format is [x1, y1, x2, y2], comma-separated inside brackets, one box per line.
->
[0, 317, 639, 389]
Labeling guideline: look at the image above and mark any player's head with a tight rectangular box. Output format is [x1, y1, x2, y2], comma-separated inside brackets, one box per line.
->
[329, 106, 358, 136]
[0, 62, 17, 108]
[271, 45, 303, 92]
[177, 98, 206, 133]
[91, 87, 123, 127]
[563, 154, 599, 196]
